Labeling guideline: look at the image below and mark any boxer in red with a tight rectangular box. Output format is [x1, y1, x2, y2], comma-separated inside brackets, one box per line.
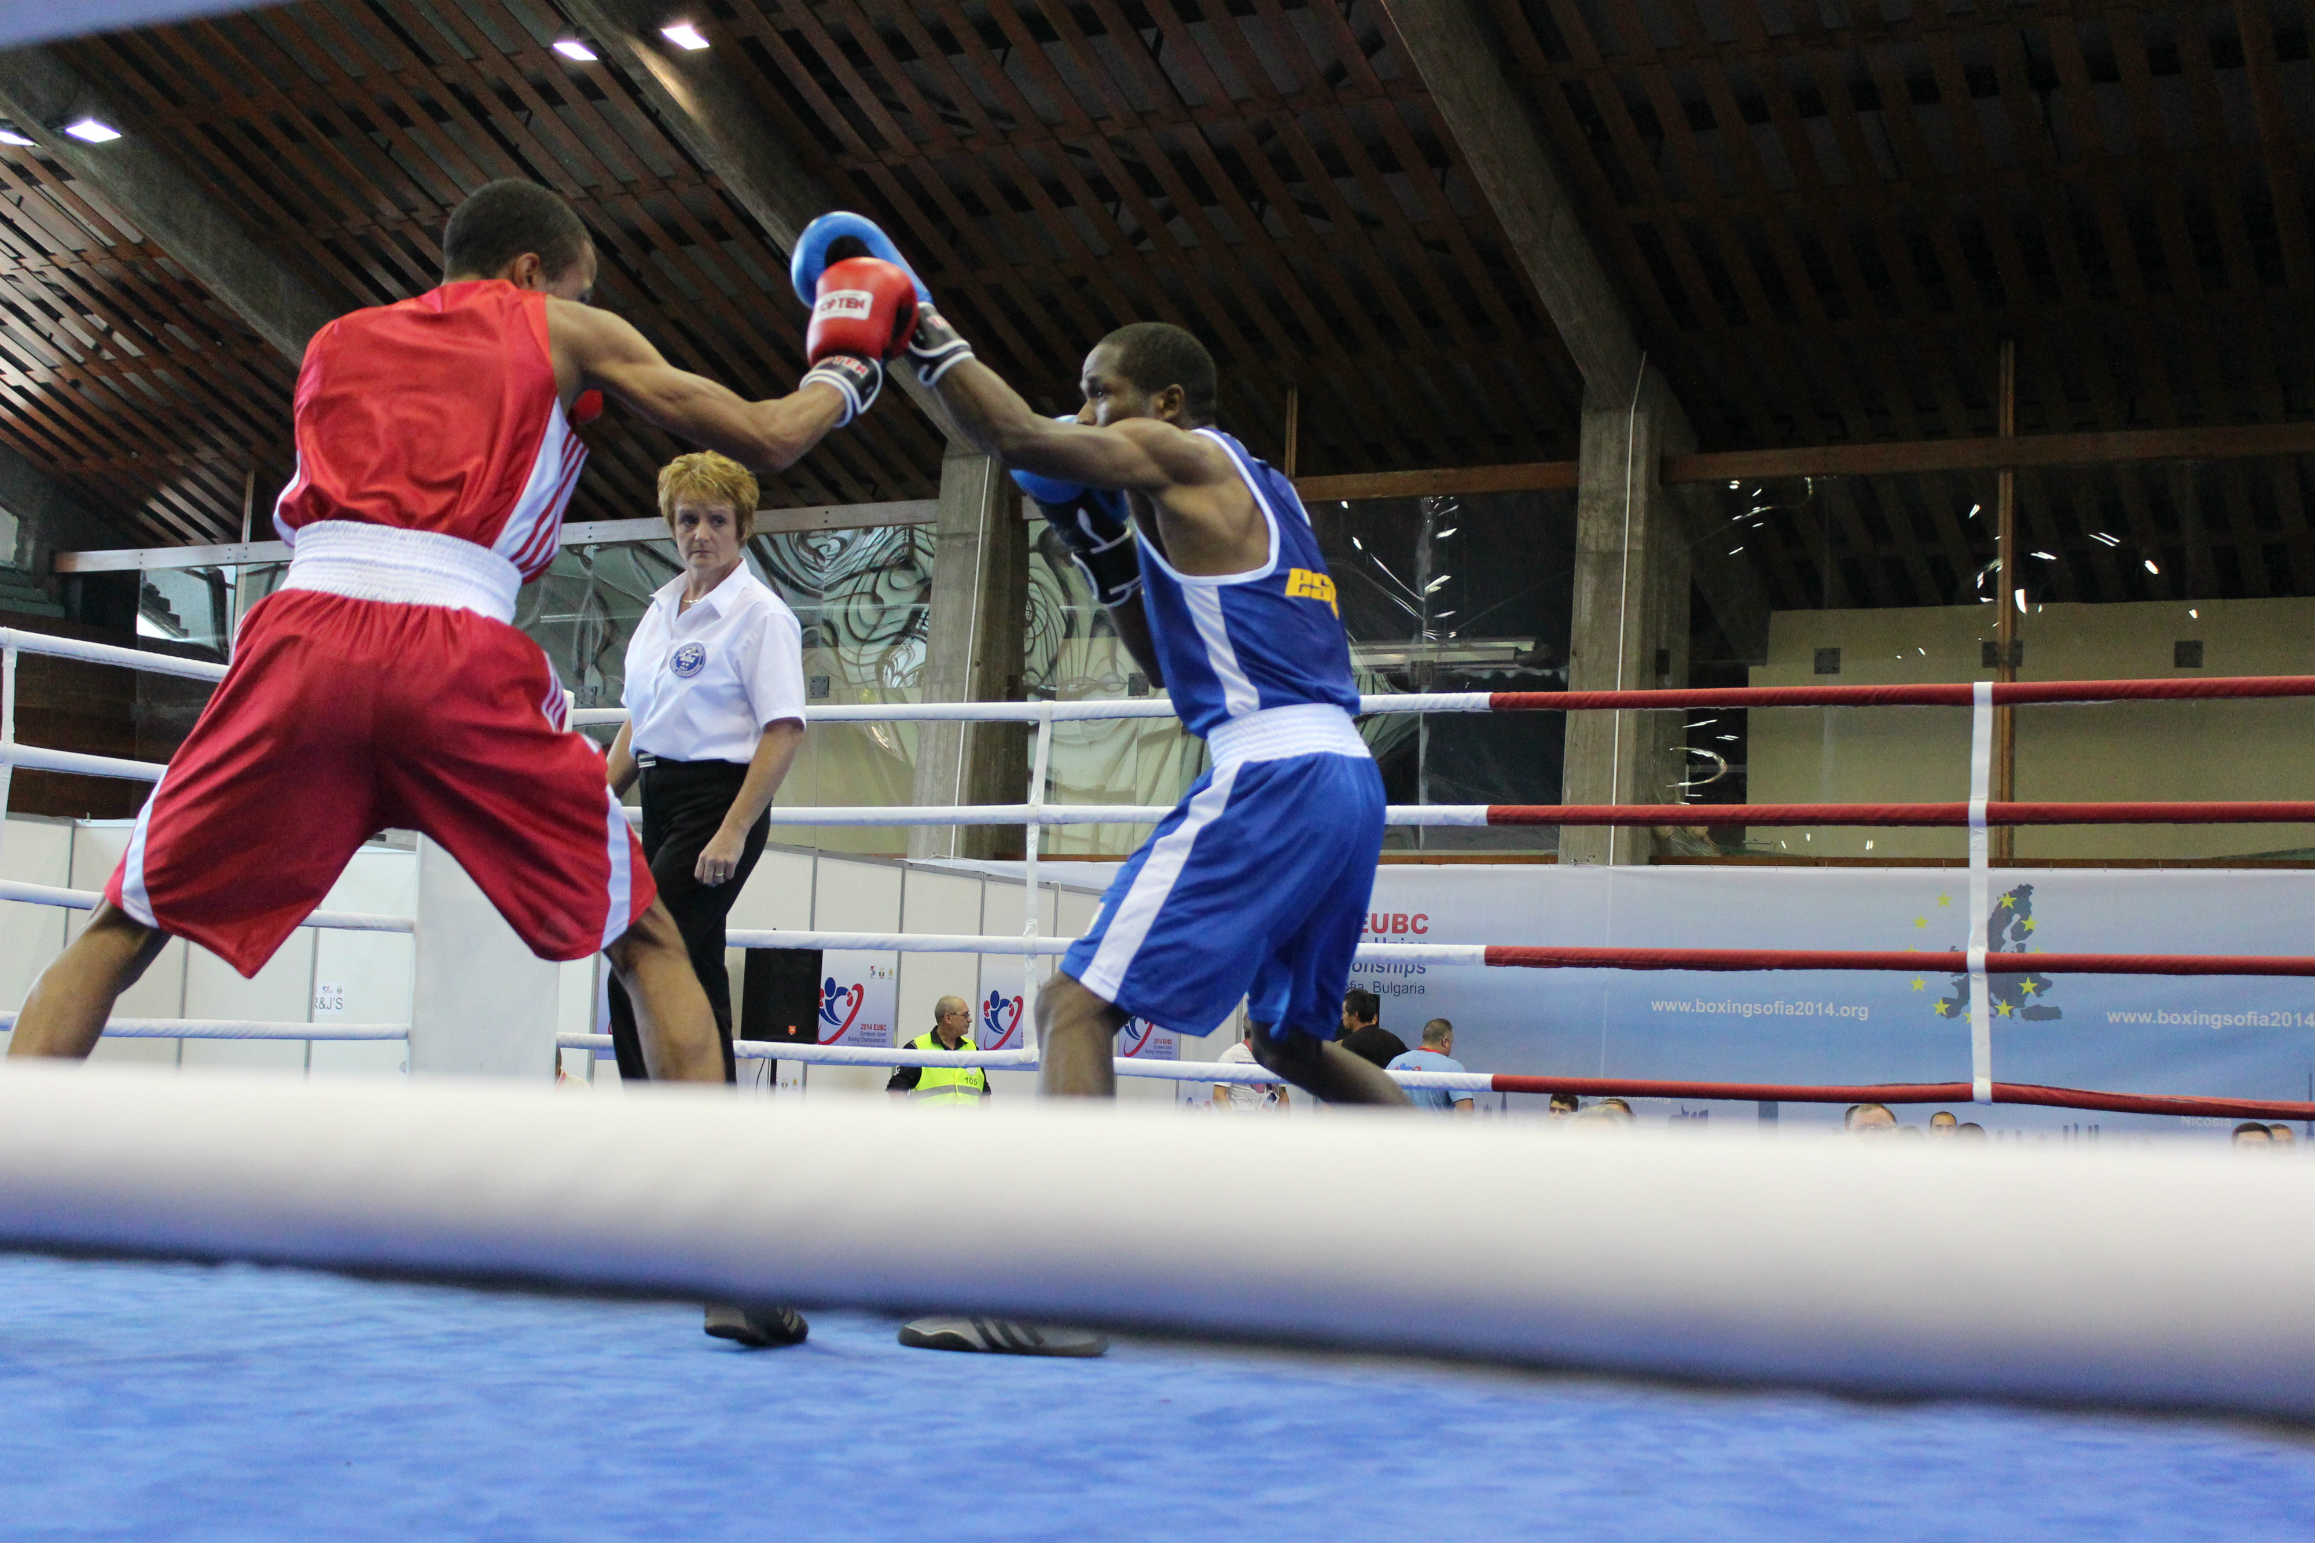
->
[7, 180, 886, 1092]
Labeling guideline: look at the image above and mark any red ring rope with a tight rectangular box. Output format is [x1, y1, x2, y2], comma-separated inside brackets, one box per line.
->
[1477, 945, 2315, 976]
[1481, 675, 2315, 711]
[1478, 800, 2315, 826]
[1480, 1075, 2314, 1121]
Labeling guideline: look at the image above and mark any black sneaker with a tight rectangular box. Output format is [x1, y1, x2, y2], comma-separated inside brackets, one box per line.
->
[703, 1303, 810, 1347]
[897, 1316, 1109, 1357]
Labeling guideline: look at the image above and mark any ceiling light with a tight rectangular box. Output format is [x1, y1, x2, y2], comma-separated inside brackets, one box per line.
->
[2030, 550, 2056, 560]
[553, 38, 598, 60]
[1717, 734, 1737, 743]
[1728, 481, 1741, 490]
[2144, 558, 2160, 574]
[1967, 503, 1982, 519]
[2188, 607, 2199, 619]
[1685, 718, 1717, 729]
[0, 126, 33, 146]
[63, 118, 120, 143]
[1916, 646, 1926, 655]
[1422, 573, 1451, 593]
[660, 21, 710, 49]
[1339, 501, 1349, 510]
[2090, 531, 2120, 547]
[2013, 588, 2027, 614]
[1433, 526, 1458, 539]
[1349, 535, 1363, 551]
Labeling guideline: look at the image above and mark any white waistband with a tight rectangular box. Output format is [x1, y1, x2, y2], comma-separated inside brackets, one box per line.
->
[1204, 703, 1370, 768]
[280, 522, 521, 624]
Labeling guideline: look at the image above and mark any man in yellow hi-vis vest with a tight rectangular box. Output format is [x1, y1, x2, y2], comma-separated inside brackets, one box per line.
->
[884, 996, 990, 1103]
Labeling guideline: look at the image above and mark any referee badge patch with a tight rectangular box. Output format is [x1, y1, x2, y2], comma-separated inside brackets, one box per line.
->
[670, 642, 707, 679]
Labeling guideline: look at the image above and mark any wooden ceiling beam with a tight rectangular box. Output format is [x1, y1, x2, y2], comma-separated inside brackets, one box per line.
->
[555, 0, 963, 447]
[0, 45, 341, 364]
[1378, 0, 1649, 404]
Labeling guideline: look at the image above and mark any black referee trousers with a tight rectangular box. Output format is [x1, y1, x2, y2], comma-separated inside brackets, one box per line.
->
[605, 757, 770, 1083]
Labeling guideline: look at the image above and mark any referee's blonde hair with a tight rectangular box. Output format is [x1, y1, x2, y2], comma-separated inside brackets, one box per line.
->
[657, 451, 759, 540]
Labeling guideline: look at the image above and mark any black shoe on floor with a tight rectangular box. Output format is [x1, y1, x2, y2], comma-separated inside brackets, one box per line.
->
[704, 1303, 810, 1348]
[897, 1316, 1109, 1357]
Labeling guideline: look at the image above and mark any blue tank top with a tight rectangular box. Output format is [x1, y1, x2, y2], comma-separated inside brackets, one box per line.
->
[1134, 428, 1360, 738]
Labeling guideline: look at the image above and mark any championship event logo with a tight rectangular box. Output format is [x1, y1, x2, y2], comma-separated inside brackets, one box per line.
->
[1923, 882, 2062, 1023]
[819, 977, 864, 1042]
[980, 990, 1022, 1050]
[670, 642, 706, 679]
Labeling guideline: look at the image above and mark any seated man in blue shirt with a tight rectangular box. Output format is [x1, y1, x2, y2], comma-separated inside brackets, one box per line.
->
[1385, 1018, 1476, 1115]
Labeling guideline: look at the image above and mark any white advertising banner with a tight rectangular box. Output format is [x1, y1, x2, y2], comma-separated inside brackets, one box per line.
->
[816, 950, 898, 1049]
[1348, 866, 2314, 1128]
[1115, 1018, 1181, 1062]
[977, 987, 1026, 1052]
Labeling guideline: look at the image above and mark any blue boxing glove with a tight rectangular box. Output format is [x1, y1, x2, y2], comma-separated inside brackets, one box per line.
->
[1011, 426, 1140, 606]
[791, 212, 975, 386]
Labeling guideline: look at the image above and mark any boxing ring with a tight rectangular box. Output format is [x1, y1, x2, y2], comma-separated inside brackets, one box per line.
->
[1, 625, 2312, 1540]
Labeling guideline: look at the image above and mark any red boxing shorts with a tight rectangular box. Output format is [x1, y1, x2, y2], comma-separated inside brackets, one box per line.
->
[107, 586, 653, 977]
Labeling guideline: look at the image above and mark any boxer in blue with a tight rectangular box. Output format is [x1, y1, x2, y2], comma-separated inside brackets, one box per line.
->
[792, 213, 1407, 1107]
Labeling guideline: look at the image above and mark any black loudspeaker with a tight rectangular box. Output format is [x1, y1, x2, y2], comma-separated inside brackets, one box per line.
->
[740, 947, 824, 1045]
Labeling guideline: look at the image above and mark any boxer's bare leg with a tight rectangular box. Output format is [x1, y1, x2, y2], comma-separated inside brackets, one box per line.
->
[603, 898, 725, 1084]
[1036, 972, 1128, 1097]
[7, 903, 171, 1060]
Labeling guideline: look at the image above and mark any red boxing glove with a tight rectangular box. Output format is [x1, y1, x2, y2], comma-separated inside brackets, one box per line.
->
[806, 257, 919, 364]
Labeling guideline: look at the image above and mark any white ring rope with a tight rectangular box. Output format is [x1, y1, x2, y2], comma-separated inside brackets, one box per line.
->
[554, 1032, 1485, 1087]
[1, 1065, 2304, 1419]
[0, 879, 414, 934]
[0, 1013, 408, 1041]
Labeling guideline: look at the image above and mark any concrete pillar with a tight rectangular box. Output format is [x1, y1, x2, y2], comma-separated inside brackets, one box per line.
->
[908, 450, 1027, 860]
[1560, 375, 1695, 865]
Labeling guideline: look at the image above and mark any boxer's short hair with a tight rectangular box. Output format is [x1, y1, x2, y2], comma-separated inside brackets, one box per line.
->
[442, 180, 589, 284]
[657, 452, 760, 540]
[1100, 322, 1218, 421]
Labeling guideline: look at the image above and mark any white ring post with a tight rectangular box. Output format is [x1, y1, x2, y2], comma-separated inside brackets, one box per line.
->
[1967, 680, 1995, 1103]
[1020, 702, 1053, 1061]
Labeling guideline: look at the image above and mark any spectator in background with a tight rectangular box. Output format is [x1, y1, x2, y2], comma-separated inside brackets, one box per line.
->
[1337, 987, 1409, 1070]
[1844, 1102, 1898, 1133]
[1547, 1092, 1579, 1119]
[2231, 1121, 2271, 1146]
[2266, 1124, 2296, 1146]
[1927, 1110, 1958, 1134]
[1573, 1097, 1633, 1125]
[885, 996, 990, 1102]
[1212, 1024, 1288, 1112]
[1955, 1122, 1987, 1140]
[1385, 1018, 1474, 1115]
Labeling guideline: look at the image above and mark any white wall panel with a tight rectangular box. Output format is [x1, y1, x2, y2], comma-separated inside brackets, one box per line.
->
[307, 844, 415, 1079]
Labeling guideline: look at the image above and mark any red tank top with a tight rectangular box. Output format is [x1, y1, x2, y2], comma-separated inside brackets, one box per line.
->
[272, 280, 595, 580]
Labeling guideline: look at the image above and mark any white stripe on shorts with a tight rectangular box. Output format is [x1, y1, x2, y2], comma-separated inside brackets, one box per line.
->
[1078, 762, 1242, 1002]
[117, 780, 162, 927]
[599, 784, 633, 952]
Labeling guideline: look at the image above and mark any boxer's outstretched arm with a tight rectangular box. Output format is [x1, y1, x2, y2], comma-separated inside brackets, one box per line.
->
[932, 356, 1214, 493]
[548, 300, 846, 471]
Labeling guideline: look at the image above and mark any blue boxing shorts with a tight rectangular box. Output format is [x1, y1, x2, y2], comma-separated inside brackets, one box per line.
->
[1062, 742, 1385, 1040]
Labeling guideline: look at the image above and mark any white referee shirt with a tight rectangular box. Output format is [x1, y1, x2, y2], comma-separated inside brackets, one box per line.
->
[623, 564, 807, 764]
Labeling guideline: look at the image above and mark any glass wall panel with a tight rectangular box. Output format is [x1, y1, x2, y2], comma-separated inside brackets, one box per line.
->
[517, 524, 936, 858]
[1685, 471, 1999, 863]
[1316, 489, 1577, 852]
[2009, 454, 2315, 864]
